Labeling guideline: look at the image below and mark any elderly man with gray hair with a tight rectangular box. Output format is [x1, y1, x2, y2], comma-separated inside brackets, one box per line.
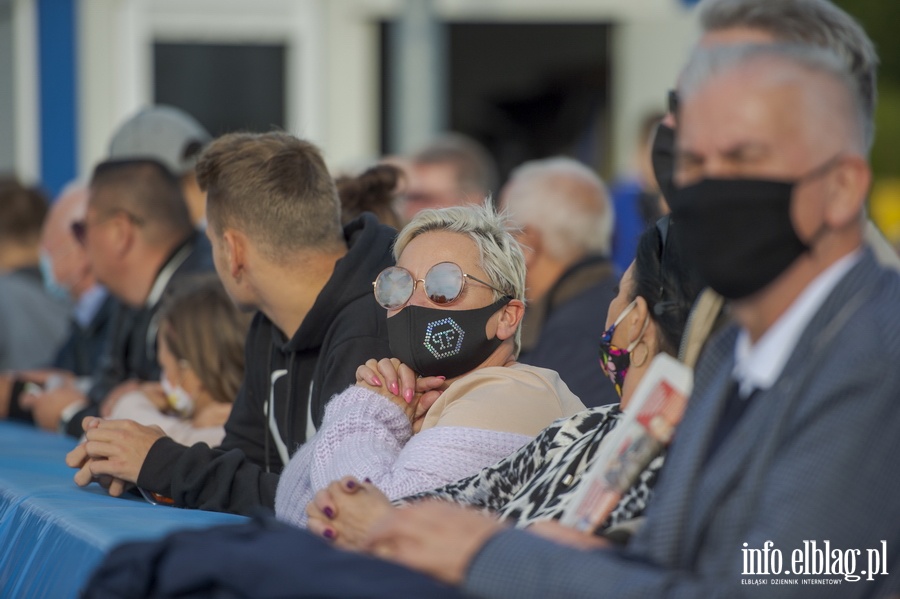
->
[318, 43, 900, 599]
[652, 0, 900, 269]
[500, 157, 619, 407]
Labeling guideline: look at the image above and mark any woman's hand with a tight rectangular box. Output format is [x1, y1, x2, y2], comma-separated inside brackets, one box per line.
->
[355, 358, 445, 427]
[363, 500, 505, 586]
[526, 520, 611, 551]
[139, 382, 170, 412]
[99, 379, 142, 417]
[306, 476, 395, 551]
[15, 368, 75, 388]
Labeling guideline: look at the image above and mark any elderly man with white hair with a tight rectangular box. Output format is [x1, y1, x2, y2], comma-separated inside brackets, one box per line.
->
[501, 157, 619, 407]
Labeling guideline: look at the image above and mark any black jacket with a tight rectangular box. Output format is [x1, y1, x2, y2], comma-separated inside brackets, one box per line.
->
[137, 214, 395, 515]
[52, 292, 118, 377]
[64, 232, 214, 436]
[518, 255, 620, 408]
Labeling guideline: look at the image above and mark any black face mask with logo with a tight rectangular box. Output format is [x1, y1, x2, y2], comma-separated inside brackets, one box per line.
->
[387, 298, 510, 378]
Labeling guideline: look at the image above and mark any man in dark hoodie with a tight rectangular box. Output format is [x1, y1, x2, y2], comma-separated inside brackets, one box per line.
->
[67, 132, 395, 516]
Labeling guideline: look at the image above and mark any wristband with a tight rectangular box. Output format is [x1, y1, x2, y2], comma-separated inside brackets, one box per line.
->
[58, 401, 87, 435]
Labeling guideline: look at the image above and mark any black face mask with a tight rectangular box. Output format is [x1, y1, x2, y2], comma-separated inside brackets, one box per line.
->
[668, 154, 841, 300]
[669, 178, 805, 299]
[387, 298, 510, 378]
[651, 122, 677, 204]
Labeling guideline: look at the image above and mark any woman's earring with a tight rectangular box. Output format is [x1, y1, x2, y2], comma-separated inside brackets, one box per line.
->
[632, 341, 650, 368]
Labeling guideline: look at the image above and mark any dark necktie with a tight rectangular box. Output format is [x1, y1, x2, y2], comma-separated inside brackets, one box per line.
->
[704, 380, 755, 464]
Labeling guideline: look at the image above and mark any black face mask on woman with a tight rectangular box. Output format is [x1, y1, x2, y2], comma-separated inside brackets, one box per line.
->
[668, 157, 840, 300]
[387, 297, 510, 378]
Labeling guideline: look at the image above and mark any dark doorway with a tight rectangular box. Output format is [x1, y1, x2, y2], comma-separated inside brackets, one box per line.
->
[381, 22, 611, 184]
[154, 42, 286, 137]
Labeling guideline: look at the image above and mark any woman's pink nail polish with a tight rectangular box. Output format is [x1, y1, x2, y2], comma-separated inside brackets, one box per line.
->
[390, 382, 399, 395]
[404, 389, 414, 403]
[372, 377, 381, 387]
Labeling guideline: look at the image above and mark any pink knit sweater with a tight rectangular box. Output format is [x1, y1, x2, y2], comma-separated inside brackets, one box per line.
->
[274, 385, 531, 527]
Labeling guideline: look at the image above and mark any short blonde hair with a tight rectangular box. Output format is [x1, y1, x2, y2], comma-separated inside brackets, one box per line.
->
[393, 201, 526, 354]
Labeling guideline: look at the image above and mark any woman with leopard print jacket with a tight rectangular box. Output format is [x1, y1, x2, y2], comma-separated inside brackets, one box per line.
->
[304, 218, 709, 546]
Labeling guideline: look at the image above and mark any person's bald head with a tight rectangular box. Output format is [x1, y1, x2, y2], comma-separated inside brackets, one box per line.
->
[41, 183, 94, 299]
[43, 184, 88, 243]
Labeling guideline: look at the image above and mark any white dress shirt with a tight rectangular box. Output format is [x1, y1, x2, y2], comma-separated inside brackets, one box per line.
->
[732, 250, 862, 398]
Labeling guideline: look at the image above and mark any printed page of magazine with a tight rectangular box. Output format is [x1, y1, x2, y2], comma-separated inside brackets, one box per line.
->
[560, 353, 693, 533]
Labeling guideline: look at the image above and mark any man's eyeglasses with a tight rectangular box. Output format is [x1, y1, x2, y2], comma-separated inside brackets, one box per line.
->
[373, 262, 509, 310]
[667, 89, 679, 115]
[71, 211, 144, 246]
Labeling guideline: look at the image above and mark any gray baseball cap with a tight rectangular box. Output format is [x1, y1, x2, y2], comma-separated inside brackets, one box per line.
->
[108, 105, 212, 176]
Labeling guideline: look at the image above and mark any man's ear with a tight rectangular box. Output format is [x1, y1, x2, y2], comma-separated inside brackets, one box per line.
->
[109, 212, 136, 258]
[495, 299, 525, 341]
[826, 156, 871, 228]
[222, 229, 247, 281]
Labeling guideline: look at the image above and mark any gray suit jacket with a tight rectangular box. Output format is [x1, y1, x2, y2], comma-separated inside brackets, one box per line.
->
[466, 249, 900, 598]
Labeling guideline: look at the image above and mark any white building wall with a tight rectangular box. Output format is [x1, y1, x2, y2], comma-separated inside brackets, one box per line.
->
[71, 0, 697, 179]
[322, 0, 385, 170]
[78, 0, 144, 182]
[0, 0, 17, 174]
[12, 0, 39, 184]
[612, 17, 697, 177]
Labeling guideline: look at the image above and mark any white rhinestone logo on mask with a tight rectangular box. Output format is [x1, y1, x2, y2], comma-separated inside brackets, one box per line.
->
[424, 317, 465, 358]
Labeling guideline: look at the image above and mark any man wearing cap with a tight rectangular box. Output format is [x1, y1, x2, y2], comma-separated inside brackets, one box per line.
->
[109, 105, 212, 228]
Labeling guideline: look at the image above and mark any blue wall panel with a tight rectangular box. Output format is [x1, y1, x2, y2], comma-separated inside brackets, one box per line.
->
[38, 0, 78, 198]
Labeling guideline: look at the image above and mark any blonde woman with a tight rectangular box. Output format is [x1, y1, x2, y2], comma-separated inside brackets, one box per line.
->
[275, 203, 585, 526]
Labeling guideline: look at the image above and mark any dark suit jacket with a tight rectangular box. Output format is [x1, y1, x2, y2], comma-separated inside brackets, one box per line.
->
[465, 249, 900, 599]
[52, 293, 118, 377]
[519, 256, 619, 408]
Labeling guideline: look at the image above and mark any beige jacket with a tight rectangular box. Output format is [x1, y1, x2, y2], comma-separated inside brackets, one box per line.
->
[420, 363, 585, 436]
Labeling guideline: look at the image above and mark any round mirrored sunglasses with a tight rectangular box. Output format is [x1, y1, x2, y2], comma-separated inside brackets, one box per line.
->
[373, 261, 508, 310]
